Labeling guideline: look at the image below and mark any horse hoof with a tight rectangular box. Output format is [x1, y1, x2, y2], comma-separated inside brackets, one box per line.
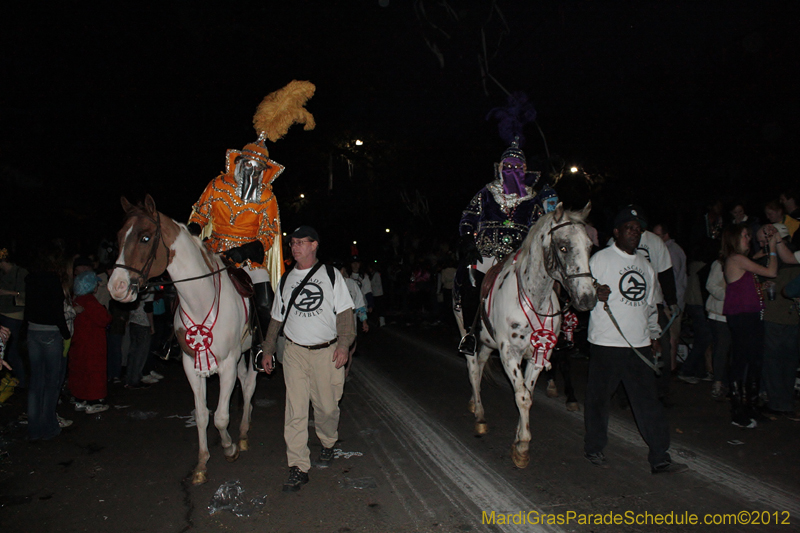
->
[192, 471, 207, 485]
[475, 422, 489, 435]
[566, 402, 580, 412]
[239, 439, 249, 451]
[225, 446, 240, 463]
[468, 400, 475, 414]
[511, 446, 530, 469]
[546, 380, 558, 398]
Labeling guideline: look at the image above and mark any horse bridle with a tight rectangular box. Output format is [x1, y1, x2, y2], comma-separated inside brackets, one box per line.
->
[113, 210, 171, 293]
[516, 220, 596, 317]
[548, 221, 595, 282]
[114, 210, 228, 293]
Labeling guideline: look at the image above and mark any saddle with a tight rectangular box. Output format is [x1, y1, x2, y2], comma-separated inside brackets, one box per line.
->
[477, 254, 513, 339]
[226, 266, 255, 298]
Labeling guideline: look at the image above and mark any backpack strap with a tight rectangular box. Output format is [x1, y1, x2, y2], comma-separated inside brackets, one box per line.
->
[326, 264, 336, 287]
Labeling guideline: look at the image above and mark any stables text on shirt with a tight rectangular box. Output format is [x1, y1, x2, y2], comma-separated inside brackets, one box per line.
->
[617, 265, 648, 306]
[290, 280, 325, 317]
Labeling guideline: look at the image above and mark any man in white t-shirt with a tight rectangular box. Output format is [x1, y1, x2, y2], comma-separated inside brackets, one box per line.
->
[609, 209, 677, 402]
[349, 257, 373, 312]
[261, 226, 355, 492]
[584, 206, 687, 475]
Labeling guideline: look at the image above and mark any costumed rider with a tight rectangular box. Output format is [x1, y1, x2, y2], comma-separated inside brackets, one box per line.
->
[188, 80, 316, 371]
[456, 136, 559, 354]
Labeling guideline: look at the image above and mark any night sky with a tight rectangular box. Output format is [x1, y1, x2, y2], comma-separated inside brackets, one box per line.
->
[3, 1, 798, 260]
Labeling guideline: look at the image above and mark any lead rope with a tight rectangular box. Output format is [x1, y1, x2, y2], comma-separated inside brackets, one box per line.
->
[602, 303, 662, 375]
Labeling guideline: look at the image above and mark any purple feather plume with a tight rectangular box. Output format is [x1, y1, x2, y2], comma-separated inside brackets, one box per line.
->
[486, 92, 537, 147]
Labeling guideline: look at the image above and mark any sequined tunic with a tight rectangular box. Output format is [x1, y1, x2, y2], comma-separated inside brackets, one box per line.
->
[189, 150, 284, 282]
[459, 179, 558, 260]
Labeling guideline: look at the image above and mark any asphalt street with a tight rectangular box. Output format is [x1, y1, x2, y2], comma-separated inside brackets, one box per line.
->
[1, 318, 799, 532]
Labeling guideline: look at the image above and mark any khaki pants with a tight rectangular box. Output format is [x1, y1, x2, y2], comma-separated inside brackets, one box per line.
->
[283, 341, 345, 472]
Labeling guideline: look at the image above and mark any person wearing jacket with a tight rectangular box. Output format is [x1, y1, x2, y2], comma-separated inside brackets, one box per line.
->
[25, 247, 71, 441]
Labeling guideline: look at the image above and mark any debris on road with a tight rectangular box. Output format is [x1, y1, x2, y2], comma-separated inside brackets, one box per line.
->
[207, 480, 266, 517]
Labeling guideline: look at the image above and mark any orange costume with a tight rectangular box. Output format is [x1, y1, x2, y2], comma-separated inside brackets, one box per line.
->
[188, 148, 285, 286]
[188, 80, 316, 288]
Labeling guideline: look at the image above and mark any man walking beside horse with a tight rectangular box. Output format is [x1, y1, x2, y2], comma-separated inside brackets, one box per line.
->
[261, 226, 356, 492]
[584, 206, 688, 474]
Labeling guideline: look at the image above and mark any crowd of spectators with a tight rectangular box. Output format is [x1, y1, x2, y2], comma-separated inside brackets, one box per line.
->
[0, 242, 169, 440]
[1, 187, 798, 443]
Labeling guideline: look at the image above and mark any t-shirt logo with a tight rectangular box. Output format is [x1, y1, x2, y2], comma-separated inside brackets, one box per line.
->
[636, 245, 652, 263]
[295, 282, 324, 312]
[619, 271, 647, 302]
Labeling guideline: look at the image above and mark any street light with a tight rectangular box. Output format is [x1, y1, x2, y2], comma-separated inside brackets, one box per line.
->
[570, 166, 579, 173]
[385, 228, 390, 233]
[299, 193, 305, 199]
[355, 140, 363, 146]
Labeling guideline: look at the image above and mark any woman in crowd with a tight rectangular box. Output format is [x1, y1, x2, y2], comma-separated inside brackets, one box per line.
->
[25, 245, 72, 440]
[68, 271, 112, 414]
[721, 223, 778, 428]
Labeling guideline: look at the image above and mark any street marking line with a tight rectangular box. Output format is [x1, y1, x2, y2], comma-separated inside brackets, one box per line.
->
[354, 359, 562, 533]
[383, 327, 800, 516]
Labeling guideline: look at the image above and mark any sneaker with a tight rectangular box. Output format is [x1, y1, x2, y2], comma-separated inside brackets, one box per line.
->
[701, 372, 714, 382]
[584, 452, 609, 468]
[282, 466, 309, 492]
[74, 401, 88, 412]
[149, 370, 164, 380]
[651, 461, 689, 474]
[57, 415, 73, 428]
[711, 382, 726, 400]
[141, 375, 159, 384]
[314, 447, 335, 468]
[731, 414, 757, 429]
[677, 374, 700, 385]
[85, 404, 110, 415]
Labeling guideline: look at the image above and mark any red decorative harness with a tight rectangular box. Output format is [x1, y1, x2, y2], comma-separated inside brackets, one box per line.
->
[179, 271, 248, 375]
[486, 250, 559, 367]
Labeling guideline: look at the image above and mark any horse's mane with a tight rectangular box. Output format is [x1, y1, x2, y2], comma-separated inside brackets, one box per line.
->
[521, 207, 587, 250]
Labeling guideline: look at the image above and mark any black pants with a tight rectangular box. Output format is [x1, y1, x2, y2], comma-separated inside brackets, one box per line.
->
[584, 344, 671, 467]
[727, 312, 763, 387]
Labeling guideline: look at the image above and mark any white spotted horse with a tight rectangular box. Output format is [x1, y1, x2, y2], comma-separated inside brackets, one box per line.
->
[108, 195, 257, 485]
[454, 202, 597, 468]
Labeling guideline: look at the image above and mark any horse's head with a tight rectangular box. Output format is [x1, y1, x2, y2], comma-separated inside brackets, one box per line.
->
[543, 202, 597, 311]
[108, 194, 170, 303]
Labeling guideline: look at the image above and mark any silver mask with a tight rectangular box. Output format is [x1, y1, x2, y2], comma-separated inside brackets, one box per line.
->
[234, 158, 265, 203]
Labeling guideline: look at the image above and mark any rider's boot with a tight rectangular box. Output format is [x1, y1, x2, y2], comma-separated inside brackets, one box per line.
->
[252, 281, 274, 372]
[457, 270, 483, 356]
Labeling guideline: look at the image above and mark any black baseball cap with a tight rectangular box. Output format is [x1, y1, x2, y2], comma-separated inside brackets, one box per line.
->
[288, 225, 319, 242]
[613, 205, 648, 230]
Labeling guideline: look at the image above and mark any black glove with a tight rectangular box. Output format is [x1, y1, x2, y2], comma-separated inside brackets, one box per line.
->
[187, 222, 202, 237]
[224, 240, 265, 264]
[458, 234, 482, 265]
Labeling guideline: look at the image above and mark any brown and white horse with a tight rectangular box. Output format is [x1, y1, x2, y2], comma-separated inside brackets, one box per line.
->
[455, 203, 597, 468]
[108, 195, 257, 485]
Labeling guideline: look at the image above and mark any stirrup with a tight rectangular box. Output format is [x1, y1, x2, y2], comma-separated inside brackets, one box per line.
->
[252, 346, 265, 372]
[458, 333, 477, 355]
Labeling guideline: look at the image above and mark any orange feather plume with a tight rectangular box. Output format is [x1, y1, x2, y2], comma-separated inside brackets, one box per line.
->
[253, 80, 316, 142]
